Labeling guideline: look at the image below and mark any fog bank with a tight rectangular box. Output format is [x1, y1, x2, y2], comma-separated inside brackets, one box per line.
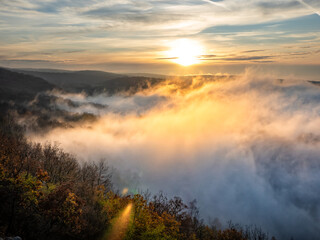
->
[29, 70, 320, 239]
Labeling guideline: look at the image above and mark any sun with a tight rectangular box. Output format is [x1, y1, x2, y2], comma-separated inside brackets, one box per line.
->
[167, 39, 204, 66]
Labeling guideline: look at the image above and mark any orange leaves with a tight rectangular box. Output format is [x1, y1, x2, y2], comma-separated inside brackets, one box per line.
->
[36, 168, 50, 182]
[39, 184, 85, 234]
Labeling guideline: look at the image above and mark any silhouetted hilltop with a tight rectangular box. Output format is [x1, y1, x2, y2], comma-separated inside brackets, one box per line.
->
[16, 69, 122, 91]
[16, 69, 165, 94]
[308, 80, 320, 86]
[0, 68, 56, 102]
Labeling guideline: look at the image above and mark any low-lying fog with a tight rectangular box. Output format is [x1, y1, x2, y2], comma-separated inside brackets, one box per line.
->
[29, 70, 320, 239]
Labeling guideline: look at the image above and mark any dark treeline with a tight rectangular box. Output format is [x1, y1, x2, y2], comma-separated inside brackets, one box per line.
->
[0, 113, 274, 240]
[0, 67, 167, 132]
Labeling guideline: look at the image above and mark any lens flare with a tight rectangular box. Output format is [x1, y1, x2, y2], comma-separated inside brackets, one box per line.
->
[122, 187, 129, 195]
[106, 203, 133, 240]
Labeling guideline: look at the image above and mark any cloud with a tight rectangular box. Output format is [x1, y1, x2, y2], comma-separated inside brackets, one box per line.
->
[46, 90, 167, 115]
[202, 0, 230, 10]
[0, 0, 319, 68]
[1, 1, 317, 35]
[297, 0, 320, 16]
[200, 55, 217, 58]
[200, 55, 273, 61]
[225, 56, 273, 61]
[156, 57, 179, 60]
[0, 59, 66, 63]
[29, 70, 320, 239]
[257, 1, 301, 15]
[242, 50, 266, 53]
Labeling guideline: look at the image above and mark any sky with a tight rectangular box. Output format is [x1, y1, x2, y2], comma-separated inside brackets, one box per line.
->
[0, 0, 320, 75]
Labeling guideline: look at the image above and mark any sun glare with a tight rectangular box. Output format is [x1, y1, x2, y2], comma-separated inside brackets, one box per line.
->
[167, 39, 204, 66]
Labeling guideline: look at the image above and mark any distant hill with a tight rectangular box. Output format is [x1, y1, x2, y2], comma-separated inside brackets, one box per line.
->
[14, 68, 72, 73]
[16, 69, 123, 92]
[0, 67, 166, 110]
[126, 72, 169, 78]
[308, 80, 320, 86]
[16, 69, 165, 94]
[0, 67, 166, 130]
[0, 67, 56, 102]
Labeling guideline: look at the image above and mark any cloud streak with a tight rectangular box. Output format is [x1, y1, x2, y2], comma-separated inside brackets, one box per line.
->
[298, 0, 320, 16]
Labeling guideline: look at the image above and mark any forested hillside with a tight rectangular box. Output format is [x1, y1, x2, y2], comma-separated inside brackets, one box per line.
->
[0, 68, 167, 131]
[16, 69, 164, 94]
[0, 68, 56, 103]
[0, 114, 273, 240]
